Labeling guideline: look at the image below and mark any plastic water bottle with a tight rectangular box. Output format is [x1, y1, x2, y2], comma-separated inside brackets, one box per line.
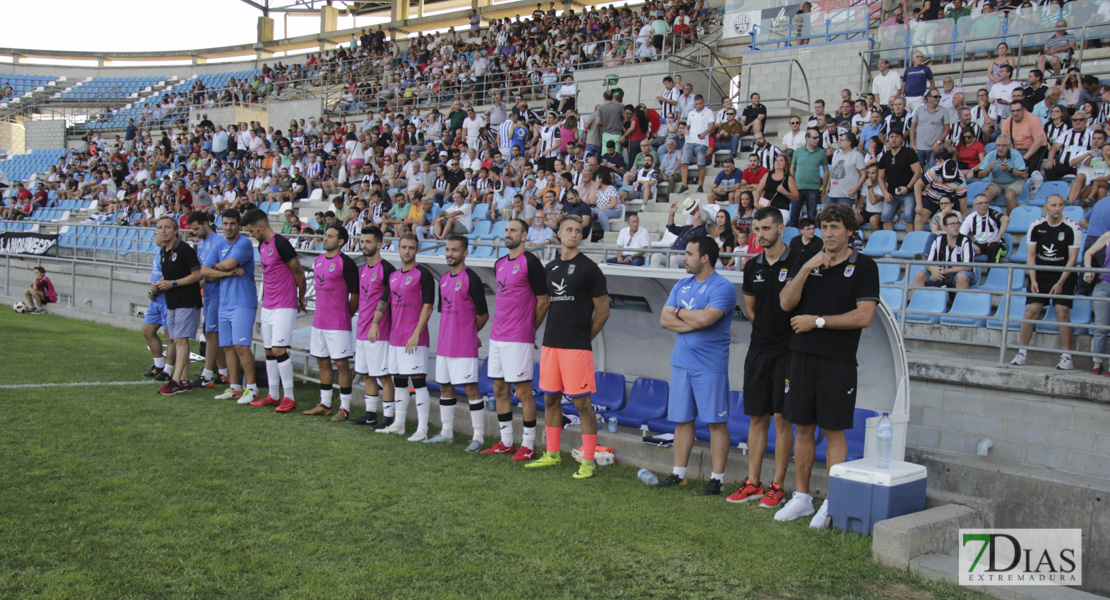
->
[637, 468, 658, 485]
[876, 412, 894, 469]
[608, 416, 619, 433]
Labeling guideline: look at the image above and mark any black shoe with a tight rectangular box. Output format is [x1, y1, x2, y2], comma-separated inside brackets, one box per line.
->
[375, 416, 395, 429]
[153, 371, 171, 382]
[142, 365, 159, 378]
[697, 185, 704, 193]
[702, 479, 723, 496]
[678, 185, 689, 193]
[347, 412, 379, 426]
[655, 473, 688, 488]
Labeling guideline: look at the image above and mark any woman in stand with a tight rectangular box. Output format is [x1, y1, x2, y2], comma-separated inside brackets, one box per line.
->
[954, 126, 986, 180]
[985, 42, 1016, 91]
[752, 153, 798, 226]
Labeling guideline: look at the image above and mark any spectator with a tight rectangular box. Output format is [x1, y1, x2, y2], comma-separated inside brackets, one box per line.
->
[878, 129, 922, 231]
[1083, 229, 1110, 374]
[788, 217, 821, 265]
[707, 159, 742, 205]
[909, 88, 953, 168]
[714, 108, 745, 158]
[871, 59, 901, 115]
[1012, 195, 1081, 370]
[1037, 20, 1077, 76]
[524, 212, 554, 249]
[790, 128, 827, 226]
[651, 201, 709, 269]
[754, 153, 798, 224]
[591, 171, 620, 232]
[825, 132, 866, 207]
[739, 153, 768, 193]
[781, 116, 805, 153]
[903, 51, 935, 113]
[928, 196, 962, 235]
[1046, 111, 1093, 182]
[989, 64, 1021, 122]
[878, 96, 911, 148]
[975, 134, 1027, 213]
[740, 92, 767, 136]
[960, 193, 1010, 262]
[999, 98, 1048, 174]
[914, 152, 968, 229]
[952, 124, 987, 181]
[622, 153, 658, 209]
[606, 214, 650, 266]
[434, 191, 473, 238]
[806, 99, 827, 130]
[659, 138, 682, 189]
[913, 212, 977, 289]
[678, 94, 715, 194]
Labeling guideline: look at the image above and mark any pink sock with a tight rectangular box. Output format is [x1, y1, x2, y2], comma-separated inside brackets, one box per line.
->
[582, 434, 598, 460]
[545, 425, 562, 453]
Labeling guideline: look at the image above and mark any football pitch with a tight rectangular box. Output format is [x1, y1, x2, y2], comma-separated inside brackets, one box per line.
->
[0, 311, 983, 599]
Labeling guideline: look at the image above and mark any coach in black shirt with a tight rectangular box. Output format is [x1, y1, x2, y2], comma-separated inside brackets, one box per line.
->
[777, 203, 880, 528]
[152, 216, 203, 394]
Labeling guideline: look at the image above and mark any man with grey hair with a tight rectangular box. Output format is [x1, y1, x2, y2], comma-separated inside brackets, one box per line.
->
[651, 202, 709, 268]
[151, 216, 203, 395]
[975, 134, 1028, 213]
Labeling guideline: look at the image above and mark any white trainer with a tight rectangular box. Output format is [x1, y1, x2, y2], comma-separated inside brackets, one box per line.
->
[237, 389, 258, 405]
[376, 423, 406, 435]
[407, 430, 428, 442]
[1056, 355, 1075, 371]
[809, 499, 831, 529]
[1010, 353, 1026, 366]
[773, 492, 815, 522]
[214, 389, 239, 400]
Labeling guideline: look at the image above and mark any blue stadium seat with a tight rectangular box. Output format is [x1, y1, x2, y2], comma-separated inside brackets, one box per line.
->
[1009, 235, 1030, 263]
[880, 287, 904, 314]
[604, 377, 668, 428]
[1063, 205, 1084, 224]
[592, 371, 627, 412]
[966, 180, 989, 202]
[976, 266, 1024, 292]
[1029, 181, 1069, 207]
[940, 291, 992, 327]
[470, 244, 494, 258]
[644, 416, 678, 435]
[483, 220, 508, 240]
[726, 204, 739, 220]
[892, 231, 933, 259]
[877, 263, 901, 284]
[1036, 299, 1092, 334]
[904, 289, 948, 324]
[862, 229, 897, 257]
[986, 295, 1028, 330]
[781, 226, 799, 246]
[465, 221, 491, 240]
[471, 203, 490, 222]
[1006, 206, 1042, 234]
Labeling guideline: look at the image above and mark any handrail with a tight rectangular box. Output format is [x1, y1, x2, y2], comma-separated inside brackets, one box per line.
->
[748, 0, 878, 52]
[739, 58, 811, 115]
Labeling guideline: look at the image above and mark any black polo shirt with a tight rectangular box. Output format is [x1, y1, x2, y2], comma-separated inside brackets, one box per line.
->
[786, 249, 880, 363]
[741, 245, 795, 356]
[881, 145, 920, 193]
[160, 240, 203, 310]
[741, 103, 767, 127]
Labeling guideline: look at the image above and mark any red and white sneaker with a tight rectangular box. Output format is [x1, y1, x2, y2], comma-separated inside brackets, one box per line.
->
[274, 398, 297, 413]
[758, 482, 786, 509]
[480, 442, 517, 455]
[510, 446, 539, 461]
[726, 478, 765, 503]
[250, 394, 281, 407]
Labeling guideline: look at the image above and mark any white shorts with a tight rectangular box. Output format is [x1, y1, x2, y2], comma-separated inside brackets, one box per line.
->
[388, 345, 429, 376]
[261, 307, 297, 349]
[310, 327, 354, 361]
[487, 340, 534, 383]
[355, 339, 391, 377]
[435, 356, 480, 386]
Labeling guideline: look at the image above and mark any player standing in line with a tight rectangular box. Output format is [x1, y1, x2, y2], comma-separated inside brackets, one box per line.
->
[141, 239, 176, 383]
[526, 215, 610, 479]
[201, 208, 260, 405]
[241, 208, 307, 411]
[350, 226, 397, 428]
[374, 233, 436, 436]
[727, 207, 795, 508]
[778, 204, 880, 529]
[424, 235, 490, 450]
[482, 218, 549, 460]
[304, 226, 360, 420]
[656, 236, 736, 495]
[187, 212, 229, 389]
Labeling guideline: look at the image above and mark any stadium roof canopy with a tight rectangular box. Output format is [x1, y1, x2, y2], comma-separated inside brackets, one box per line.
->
[237, 0, 459, 17]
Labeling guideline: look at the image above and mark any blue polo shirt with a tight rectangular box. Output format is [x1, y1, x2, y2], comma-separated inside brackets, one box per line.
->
[665, 271, 736, 374]
[217, 234, 257, 308]
[904, 65, 934, 98]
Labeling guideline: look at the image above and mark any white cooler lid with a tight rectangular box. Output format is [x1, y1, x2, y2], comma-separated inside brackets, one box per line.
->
[829, 457, 927, 486]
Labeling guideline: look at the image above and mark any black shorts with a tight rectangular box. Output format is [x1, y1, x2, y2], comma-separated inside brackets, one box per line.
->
[538, 156, 556, 173]
[920, 195, 940, 215]
[783, 352, 858, 431]
[1027, 273, 1077, 308]
[743, 348, 788, 416]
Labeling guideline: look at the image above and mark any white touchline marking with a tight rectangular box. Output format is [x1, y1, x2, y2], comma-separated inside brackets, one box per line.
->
[0, 381, 156, 389]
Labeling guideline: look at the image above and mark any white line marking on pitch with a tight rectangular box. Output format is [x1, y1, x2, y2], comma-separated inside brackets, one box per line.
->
[0, 381, 155, 389]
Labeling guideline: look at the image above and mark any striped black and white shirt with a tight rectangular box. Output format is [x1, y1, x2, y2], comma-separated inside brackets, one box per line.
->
[960, 208, 1005, 244]
[947, 122, 983, 145]
[660, 86, 681, 121]
[754, 143, 783, 171]
[1098, 102, 1110, 125]
[1054, 128, 1094, 165]
[881, 112, 911, 139]
[1044, 122, 1071, 146]
[926, 232, 974, 264]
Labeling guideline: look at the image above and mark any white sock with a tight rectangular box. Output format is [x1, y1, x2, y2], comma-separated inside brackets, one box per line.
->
[340, 392, 352, 412]
[711, 472, 724, 482]
[673, 466, 688, 479]
[231, 384, 242, 392]
[383, 399, 395, 418]
[522, 423, 537, 450]
[163, 364, 174, 376]
[498, 414, 514, 447]
[394, 387, 410, 425]
[201, 368, 213, 380]
[154, 357, 165, 369]
[320, 388, 333, 408]
[1017, 349, 1028, 357]
[265, 359, 280, 397]
[1062, 353, 1073, 360]
[414, 386, 430, 433]
[469, 399, 485, 440]
[278, 359, 295, 400]
[218, 368, 228, 377]
[246, 383, 257, 393]
[366, 394, 380, 413]
[440, 399, 456, 438]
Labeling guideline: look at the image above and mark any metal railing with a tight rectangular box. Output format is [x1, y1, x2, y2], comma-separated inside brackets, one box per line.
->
[748, 0, 880, 52]
[739, 58, 812, 117]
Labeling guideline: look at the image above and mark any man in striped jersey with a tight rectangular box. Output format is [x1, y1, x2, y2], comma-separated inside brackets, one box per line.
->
[945, 107, 982, 149]
[913, 212, 977, 289]
[656, 76, 681, 125]
[878, 97, 911, 148]
[960, 194, 1011, 263]
[1045, 111, 1093, 182]
[914, 153, 968, 230]
[752, 132, 782, 172]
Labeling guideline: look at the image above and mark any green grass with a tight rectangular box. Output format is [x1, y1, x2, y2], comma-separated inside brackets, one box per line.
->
[0, 311, 984, 599]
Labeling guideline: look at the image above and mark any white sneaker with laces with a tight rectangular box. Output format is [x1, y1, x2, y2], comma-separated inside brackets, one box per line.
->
[237, 389, 258, 405]
[773, 491, 815, 522]
[809, 499, 831, 529]
[1010, 353, 1026, 366]
[407, 430, 428, 442]
[214, 389, 239, 400]
[376, 423, 406, 435]
[1056, 355, 1075, 370]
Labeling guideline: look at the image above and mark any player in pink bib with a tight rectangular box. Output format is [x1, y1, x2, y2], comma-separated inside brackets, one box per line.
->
[304, 226, 359, 421]
[350, 225, 397, 429]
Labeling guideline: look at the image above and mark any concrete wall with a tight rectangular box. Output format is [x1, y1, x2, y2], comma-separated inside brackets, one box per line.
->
[0, 120, 26, 155]
[573, 59, 727, 117]
[25, 119, 66, 151]
[268, 98, 323, 133]
[742, 39, 872, 112]
[188, 106, 269, 130]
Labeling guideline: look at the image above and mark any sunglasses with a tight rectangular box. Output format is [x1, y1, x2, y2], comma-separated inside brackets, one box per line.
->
[790, 121, 800, 124]
[807, 135, 818, 139]
[1072, 118, 1085, 122]
[726, 112, 735, 115]
[930, 95, 941, 99]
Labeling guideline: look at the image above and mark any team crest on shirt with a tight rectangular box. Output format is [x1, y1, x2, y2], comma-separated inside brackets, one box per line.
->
[329, 263, 336, 272]
[698, 285, 707, 294]
[371, 272, 377, 281]
[405, 275, 413, 285]
[844, 264, 855, 277]
[568, 264, 576, 275]
[170, 252, 177, 262]
[779, 269, 788, 281]
[455, 281, 462, 291]
[1059, 232, 1066, 241]
[513, 264, 520, 274]
[267, 246, 273, 255]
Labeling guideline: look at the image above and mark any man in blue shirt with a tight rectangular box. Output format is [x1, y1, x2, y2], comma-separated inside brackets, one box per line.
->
[902, 51, 935, 114]
[656, 236, 737, 495]
[200, 208, 260, 404]
[1078, 195, 1110, 295]
[187, 211, 229, 389]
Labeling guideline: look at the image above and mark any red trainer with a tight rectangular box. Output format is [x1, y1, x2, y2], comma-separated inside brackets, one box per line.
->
[250, 394, 275, 407]
[157, 381, 178, 396]
[480, 442, 517, 455]
[726, 478, 765, 504]
[510, 446, 538, 461]
[758, 482, 786, 508]
[274, 398, 297, 413]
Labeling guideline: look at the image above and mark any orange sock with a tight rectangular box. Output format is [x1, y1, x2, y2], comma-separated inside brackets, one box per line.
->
[582, 434, 597, 460]
[545, 426, 561, 453]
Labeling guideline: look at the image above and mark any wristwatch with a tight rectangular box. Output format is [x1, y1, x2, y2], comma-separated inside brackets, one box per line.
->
[815, 316, 826, 329]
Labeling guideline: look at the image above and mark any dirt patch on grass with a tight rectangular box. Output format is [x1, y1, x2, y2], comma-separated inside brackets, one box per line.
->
[871, 583, 934, 599]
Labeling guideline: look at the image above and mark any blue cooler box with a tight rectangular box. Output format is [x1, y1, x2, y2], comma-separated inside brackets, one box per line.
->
[828, 457, 927, 535]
